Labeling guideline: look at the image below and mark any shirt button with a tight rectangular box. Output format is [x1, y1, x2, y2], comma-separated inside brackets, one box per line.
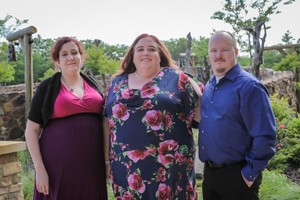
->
[201, 130, 204, 133]
[205, 116, 208, 118]
[215, 87, 218, 90]
[201, 146, 205, 149]
[210, 101, 213, 104]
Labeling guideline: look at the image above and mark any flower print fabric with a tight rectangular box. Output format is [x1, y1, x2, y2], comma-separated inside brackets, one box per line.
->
[103, 67, 199, 199]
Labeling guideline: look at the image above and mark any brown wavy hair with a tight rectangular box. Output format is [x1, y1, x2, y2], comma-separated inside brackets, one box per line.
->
[115, 33, 178, 76]
[50, 36, 85, 62]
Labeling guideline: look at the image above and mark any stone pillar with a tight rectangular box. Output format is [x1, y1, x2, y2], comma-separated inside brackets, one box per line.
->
[0, 141, 26, 200]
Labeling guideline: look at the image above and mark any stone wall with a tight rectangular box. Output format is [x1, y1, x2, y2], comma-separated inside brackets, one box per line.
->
[0, 141, 26, 200]
[0, 85, 25, 141]
[260, 69, 298, 110]
[0, 69, 298, 141]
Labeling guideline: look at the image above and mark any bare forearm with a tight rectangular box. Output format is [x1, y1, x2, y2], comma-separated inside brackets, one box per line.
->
[25, 120, 45, 171]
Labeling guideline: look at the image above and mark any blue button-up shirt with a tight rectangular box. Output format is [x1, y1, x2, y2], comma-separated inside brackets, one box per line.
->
[198, 64, 276, 181]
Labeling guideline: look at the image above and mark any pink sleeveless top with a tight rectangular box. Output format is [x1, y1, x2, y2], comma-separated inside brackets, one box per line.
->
[51, 80, 103, 118]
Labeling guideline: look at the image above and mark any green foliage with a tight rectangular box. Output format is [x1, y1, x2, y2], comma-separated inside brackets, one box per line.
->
[263, 51, 283, 68]
[32, 35, 55, 82]
[281, 30, 295, 44]
[81, 39, 128, 60]
[163, 36, 210, 67]
[296, 82, 300, 90]
[0, 42, 15, 83]
[260, 170, 300, 200]
[18, 150, 34, 200]
[22, 172, 34, 200]
[238, 55, 251, 66]
[273, 53, 300, 71]
[39, 68, 55, 81]
[164, 37, 188, 61]
[0, 62, 15, 83]
[269, 95, 300, 170]
[85, 46, 119, 75]
[192, 37, 209, 66]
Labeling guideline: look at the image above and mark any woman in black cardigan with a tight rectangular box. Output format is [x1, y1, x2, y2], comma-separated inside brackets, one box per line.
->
[25, 36, 107, 200]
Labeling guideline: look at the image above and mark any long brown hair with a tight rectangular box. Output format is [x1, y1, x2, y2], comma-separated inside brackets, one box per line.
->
[115, 33, 178, 76]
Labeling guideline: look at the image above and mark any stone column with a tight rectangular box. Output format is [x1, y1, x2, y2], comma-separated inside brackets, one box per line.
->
[0, 141, 26, 200]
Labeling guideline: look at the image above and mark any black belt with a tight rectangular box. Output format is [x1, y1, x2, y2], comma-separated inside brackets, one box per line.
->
[205, 160, 245, 169]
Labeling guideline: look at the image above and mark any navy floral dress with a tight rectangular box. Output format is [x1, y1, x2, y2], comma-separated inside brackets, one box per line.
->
[103, 67, 199, 199]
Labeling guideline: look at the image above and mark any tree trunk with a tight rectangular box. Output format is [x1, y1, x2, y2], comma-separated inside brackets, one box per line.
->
[195, 55, 211, 84]
[184, 32, 192, 74]
[247, 21, 266, 79]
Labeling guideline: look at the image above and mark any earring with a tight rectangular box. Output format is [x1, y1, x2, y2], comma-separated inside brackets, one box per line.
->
[55, 65, 61, 72]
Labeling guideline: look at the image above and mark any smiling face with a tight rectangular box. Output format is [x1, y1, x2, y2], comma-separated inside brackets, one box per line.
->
[133, 37, 161, 72]
[55, 41, 83, 74]
[208, 32, 238, 77]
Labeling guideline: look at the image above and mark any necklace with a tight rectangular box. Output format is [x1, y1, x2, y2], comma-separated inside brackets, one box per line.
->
[61, 77, 79, 93]
[135, 71, 159, 79]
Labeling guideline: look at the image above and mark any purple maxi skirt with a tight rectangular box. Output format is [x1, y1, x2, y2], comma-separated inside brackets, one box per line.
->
[33, 114, 107, 200]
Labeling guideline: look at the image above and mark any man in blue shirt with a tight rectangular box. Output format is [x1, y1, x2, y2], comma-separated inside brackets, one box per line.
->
[198, 31, 276, 200]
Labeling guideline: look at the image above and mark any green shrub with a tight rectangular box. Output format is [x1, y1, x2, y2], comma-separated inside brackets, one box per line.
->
[260, 170, 300, 200]
[273, 53, 300, 71]
[269, 95, 300, 171]
[18, 150, 34, 200]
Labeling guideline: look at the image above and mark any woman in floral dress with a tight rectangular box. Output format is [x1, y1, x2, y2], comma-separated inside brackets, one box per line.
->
[103, 33, 201, 199]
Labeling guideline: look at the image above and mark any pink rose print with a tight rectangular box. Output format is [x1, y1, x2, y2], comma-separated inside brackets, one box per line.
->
[128, 173, 146, 193]
[120, 144, 127, 150]
[178, 72, 188, 91]
[187, 157, 194, 170]
[141, 100, 153, 110]
[175, 151, 187, 165]
[140, 84, 159, 98]
[157, 71, 164, 77]
[186, 181, 194, 193]
[176, 185, 182, 193]
[157, 140, 178, 165]
[147, 147, 157, 155]
[178, 113, 185, 121]
[144, 110, 163, 131]
[112, 103, 129, 120]
[155, 167, 166, 182]
[113, 84, 120, 93]
[127, 150, 150, 163]
[108, 118, 115, 128]
[124, 162, 130, 169]
[158, 140, 179, 154]
[163, 112, 173, 129]
[122, 191, 134, 200]
[156, 183, 172, 200]
[157, 154, 175, 166]
[110, 131, 116, 143]
[121, 89, 134, 99]
[113, 183, 120, 195]
[186, 181, 197, 200]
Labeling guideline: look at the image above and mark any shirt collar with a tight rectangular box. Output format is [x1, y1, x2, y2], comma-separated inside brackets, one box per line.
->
[209, 63, 241, 84]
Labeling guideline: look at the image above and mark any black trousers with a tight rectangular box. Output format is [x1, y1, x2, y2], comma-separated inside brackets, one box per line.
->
[202, 162, 262, 200]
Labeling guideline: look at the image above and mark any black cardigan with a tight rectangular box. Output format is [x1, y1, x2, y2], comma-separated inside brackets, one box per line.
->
[28, 72, 103, 128]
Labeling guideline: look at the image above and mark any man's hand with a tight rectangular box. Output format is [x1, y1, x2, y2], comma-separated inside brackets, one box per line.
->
[242, 173, 254, 188]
